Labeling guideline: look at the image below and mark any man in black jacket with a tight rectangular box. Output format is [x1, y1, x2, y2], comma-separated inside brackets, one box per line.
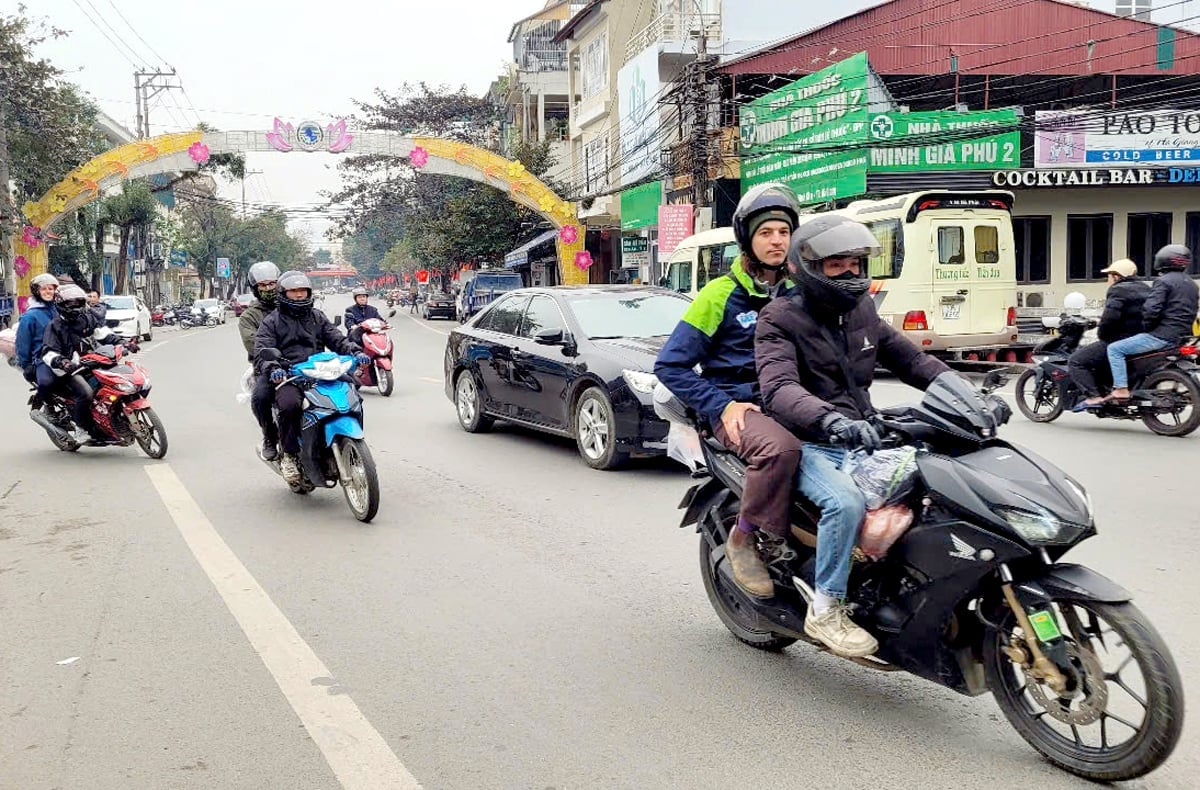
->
[755, 216, 954, 657]
[239, 261, 281, 459]
[1068, 259, 1149, 406]
[254, 271, 367, 483]
[343, 287, 384, 343]
[1094, 245, 1200, 406]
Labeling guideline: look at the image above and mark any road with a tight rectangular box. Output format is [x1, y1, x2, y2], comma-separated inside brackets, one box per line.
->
[1, 294, 1196, 789]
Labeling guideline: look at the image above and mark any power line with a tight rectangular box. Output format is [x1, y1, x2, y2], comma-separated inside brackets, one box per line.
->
[103, 0, 171, 66]
[67, 0, 145, 69]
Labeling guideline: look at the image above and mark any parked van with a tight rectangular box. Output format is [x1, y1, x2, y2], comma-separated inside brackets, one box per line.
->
[662, 191, 1019, 355]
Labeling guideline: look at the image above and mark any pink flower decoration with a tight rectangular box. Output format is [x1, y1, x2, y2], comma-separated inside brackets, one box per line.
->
[188, 141, 210, 164]
[21, 225, 41, 248]
[559, 225, 579, 245]
[326, 119, 354, 153]
[266, 118, 294, 152]
[13, 255, 30, 277]
[17, 296, 29, 314]
[574, 250, 594, 271]
[410, 146, 429, 168]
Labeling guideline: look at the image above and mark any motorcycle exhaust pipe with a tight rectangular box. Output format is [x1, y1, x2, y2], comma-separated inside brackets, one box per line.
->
[29, 409, 71, 443]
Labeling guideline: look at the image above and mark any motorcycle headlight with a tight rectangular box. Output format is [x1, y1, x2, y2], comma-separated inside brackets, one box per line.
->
[1032, 355, 1049, 364]
[994, 506, 1086, 545]
[115, 380, 137, 394]
[622, 369, 659, 395]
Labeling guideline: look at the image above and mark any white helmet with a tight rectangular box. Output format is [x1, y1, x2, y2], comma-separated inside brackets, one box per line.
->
[1062, 292, 1087, 313]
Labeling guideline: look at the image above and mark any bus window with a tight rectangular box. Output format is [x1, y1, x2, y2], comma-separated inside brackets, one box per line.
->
[667, 260, 692, 293]
[718, 244, 739, 276]
[974, 225, 1000, 264]
[866, 219, 903, 279]
[938, 226, 966, 265]
[697, 247, 713, 289]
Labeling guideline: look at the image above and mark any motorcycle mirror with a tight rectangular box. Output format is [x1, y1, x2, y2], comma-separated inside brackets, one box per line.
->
[388, 309, 396, 318]
[982, 369, 1009, 393]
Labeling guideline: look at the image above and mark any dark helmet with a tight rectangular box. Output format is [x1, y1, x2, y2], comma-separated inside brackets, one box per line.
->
[788, 215, 881, 315]
[732, 183, 800, 269]
[1153, 244, 1192, 273]
[276, 270, 314, 317]
[55, 284, 89, 321]
[247, 261, 281, 306]
[352, 286, 369, 299]
[30, 273, 59, 304]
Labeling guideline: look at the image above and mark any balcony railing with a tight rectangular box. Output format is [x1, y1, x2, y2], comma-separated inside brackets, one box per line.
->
[625, 12, 721, 64]
[517, 47, 567, 72]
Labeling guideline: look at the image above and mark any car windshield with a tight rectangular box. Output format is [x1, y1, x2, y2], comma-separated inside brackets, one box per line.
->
[102, 296, 135, 310]
[476, 276, 521, 292]
[567, 293, 689, 339]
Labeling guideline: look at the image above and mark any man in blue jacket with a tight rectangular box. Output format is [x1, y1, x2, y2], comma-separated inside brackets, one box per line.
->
[655, 184, 803, 598]
[15, 274, 59, 402]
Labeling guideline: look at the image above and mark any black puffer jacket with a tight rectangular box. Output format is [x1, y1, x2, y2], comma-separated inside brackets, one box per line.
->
[253, 308, 359, 375]
[41, 311, 115, 365]
[1143, 271, 1200, 341]
[1097, 277, 1151, 344]
[755, 294, 951, 441]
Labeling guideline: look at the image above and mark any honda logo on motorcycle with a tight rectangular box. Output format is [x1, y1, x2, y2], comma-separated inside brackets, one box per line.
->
[948, 534, 977, 561]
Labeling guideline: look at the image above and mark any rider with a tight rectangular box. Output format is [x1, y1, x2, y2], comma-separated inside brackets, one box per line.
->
[1091, 244, 1200, 406]
[238, 261, 282, 460]
[16, 274, 59, 400]
[1068, 259, 1149, 408]
[655, 183, 804, 598]
[755, 215, 957, 658]
[42, 284, 127, 442]
[343, 287, 384, 344]
[85, 289, 107, 318]
[253, 270, 367, 484]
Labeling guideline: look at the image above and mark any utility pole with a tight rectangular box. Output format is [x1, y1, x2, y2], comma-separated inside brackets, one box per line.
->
[241, 170, 264, 219]
[0, 89, 14, 312]
[688, 42, 713, 213]
[134, 68, 183, 138]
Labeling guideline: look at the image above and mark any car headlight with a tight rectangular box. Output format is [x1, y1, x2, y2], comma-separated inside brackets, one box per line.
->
[622, 369, 659, 394]
[994, 506, 1086, 545]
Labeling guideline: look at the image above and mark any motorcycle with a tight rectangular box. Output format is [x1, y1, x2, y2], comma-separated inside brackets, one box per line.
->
[256, 349, 381, 522]
[350, 318, 394, 396]
[665, 371, 1182, 782]
[29, 341, 167, 458]
[1014, 314, 1200, 436]
[150, 306, 165, 327]
[177, 306, 197, 329]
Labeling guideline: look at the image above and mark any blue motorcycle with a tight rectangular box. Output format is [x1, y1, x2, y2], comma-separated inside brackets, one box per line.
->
[260, 350, 381, 522]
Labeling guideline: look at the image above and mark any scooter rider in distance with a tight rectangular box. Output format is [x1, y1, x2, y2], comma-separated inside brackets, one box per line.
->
[655, 183, 803, 598]
[343, 287, 383, 344]
[239, 261, 281, 460]
[755, 216, 980, 657]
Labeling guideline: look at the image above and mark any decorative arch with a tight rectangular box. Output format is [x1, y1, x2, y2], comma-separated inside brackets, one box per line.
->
[13, 123, 588, 312]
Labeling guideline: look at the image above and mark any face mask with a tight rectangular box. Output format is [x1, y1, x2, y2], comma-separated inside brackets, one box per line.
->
[832, 270, 863, 282]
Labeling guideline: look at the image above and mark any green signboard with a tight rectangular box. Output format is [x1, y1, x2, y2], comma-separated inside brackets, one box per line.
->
[743, 150, 868, 205]
[867, 109, 1020, 171]
[620, 181, 663, 230]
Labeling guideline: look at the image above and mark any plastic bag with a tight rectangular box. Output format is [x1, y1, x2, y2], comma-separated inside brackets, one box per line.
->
[858, 504, 915, 560]
[0, 327, 17, 366]
[666, 422, 705, 473]
[236, 365, 254, 405]
[846, 446, 919, 510]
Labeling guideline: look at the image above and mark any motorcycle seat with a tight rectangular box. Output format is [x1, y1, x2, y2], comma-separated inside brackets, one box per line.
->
[701, 433, 824, 532]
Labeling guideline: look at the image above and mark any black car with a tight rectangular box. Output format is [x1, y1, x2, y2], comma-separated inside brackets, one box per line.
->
[422, 291, 456, 320]
[444, 286, 691, 469]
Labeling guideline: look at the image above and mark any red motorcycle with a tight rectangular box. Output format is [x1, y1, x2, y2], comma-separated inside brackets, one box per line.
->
[29, 342, 168, 457]
[352, 318, 395, 396]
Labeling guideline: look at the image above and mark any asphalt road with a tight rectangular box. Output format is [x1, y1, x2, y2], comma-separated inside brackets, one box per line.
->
[1, 295, 1196, 789]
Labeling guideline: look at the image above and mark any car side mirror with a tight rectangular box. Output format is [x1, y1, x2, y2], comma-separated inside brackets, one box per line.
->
[534, 328, 565, 345]
[333, 315, 342, 327]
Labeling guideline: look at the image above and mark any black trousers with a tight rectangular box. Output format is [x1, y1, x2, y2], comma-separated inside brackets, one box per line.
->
[1068, 341, 1111, 397]
[275, 383, 306, 455]
[56, 374, 97, 434]
[251, 376, 277, 441]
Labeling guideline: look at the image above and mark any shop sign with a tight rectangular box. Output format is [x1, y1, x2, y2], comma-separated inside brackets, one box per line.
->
[988, 168, 1200, 188]
[868, 109, 1020, 171]
[621, 236, 650, 269]
[1035, 109, 1200, 168]
[657, 204, 694, 255]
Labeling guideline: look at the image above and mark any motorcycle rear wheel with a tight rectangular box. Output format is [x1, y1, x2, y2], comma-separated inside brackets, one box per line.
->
[132, 408, 168, 459]
[984, 599, 1183, 782]
[376, 366, 394, 397]
[336, 436, 379, 522]
[1015, 368, 1064, 423]
[1139, 369, 1200, 437]
[698, 500, 797, 652]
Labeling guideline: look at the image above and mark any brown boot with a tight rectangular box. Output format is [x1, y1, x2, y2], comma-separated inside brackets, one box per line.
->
[726, 528, 774, 598]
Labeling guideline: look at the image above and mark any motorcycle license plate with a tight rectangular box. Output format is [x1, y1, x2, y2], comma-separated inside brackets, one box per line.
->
[1028, 609, 1063, 642]
[942, 303, 962, 320]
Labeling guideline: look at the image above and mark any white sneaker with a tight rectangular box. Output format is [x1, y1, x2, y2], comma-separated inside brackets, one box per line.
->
[280, 454, 302, 484]
[805, 603, 879, 658]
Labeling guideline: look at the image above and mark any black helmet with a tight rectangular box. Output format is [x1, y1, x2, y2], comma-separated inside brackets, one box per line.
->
[276, 270, 314, 317]
[789, 215, 881, 315]
[30, 273, 59, 304]
[247, 261, 281, 307]
[352, 286, 369, 299]
[55, 284, 89, 321]
[732, 183, 800, 269]
[1153, 244, 1192, 273]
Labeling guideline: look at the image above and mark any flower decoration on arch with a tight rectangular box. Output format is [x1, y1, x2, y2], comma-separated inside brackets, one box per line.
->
[574, 250, 594, 271]
[13, 256, 31, 277]
[506, 161, 526, 179]
[187, 141, 210, 165]
[17, 296, 30, 314]
[559, 225, 579, 245]
[410, 146, 429, 168]
[21, 225, 42, 248]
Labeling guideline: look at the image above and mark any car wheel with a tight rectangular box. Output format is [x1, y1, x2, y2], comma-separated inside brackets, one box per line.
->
[573, 386, 628, 470]
[455, 370, 493, 433]
[143, 326, 153, 342]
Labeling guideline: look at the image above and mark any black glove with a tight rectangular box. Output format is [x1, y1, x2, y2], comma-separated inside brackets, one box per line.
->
[22, 365, 37, 382]
[822, 413, 882, 453]
[52, 357, 82, 375]
[987, 394, 1012, 427]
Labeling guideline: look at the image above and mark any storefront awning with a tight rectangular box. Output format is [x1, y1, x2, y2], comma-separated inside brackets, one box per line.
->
[504, 229, 558, 269]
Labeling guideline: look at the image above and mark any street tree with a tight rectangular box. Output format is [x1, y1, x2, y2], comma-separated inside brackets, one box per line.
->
[102, 181, 159, 294]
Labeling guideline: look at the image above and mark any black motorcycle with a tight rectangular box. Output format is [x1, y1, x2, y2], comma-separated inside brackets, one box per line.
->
[674, 372, 1182, 782]
[1014, 315, 1200, 436]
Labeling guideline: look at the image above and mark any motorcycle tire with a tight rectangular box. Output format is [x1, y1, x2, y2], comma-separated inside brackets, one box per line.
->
[131, 407, 168, 459]
[376, 366, 393, 397]
[984, 599, 1183, 782]
[1015, 368, 1064, 423]
[336, 436, 379, 522]
[1140, 369, 1200, 437]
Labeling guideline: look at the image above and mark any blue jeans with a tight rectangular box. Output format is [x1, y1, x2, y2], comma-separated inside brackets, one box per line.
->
[1106, 333, 1171, 389]
[797, 444, 866, 600]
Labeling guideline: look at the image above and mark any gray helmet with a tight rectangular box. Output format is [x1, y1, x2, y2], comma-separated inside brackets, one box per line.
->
[1153, 244, 1191, 273]
[55, 284, 89, 320]
[247, 261, 281, 307]
[733, 183, 800, 269]
[352, 286, 369, 298]
[276, 270, 314, 317]
[30, 273, 59, 303]
[789, 215, 881, 315]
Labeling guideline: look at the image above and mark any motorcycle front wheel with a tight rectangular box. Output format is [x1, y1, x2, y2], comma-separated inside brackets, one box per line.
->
[131, 407, 168, 459]
[376, 366, 393, 397]
[1015, 368, 1064, 423]
[984, 599, 1183, 782]
[336, 436, 379, 522]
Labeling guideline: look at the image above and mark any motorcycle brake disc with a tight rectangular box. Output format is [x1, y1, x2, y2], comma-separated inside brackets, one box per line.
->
[1024, 642, 1108, 725]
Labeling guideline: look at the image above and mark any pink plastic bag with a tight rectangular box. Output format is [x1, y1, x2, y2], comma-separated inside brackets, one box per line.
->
[0, 327, 17, 363]
[858, 504, 915, 560]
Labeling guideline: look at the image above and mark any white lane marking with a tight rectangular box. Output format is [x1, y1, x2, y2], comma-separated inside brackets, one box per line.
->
[418, 376, 441, 384]
[403, 314, 450, 337]
[144, 464, 421, 790]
